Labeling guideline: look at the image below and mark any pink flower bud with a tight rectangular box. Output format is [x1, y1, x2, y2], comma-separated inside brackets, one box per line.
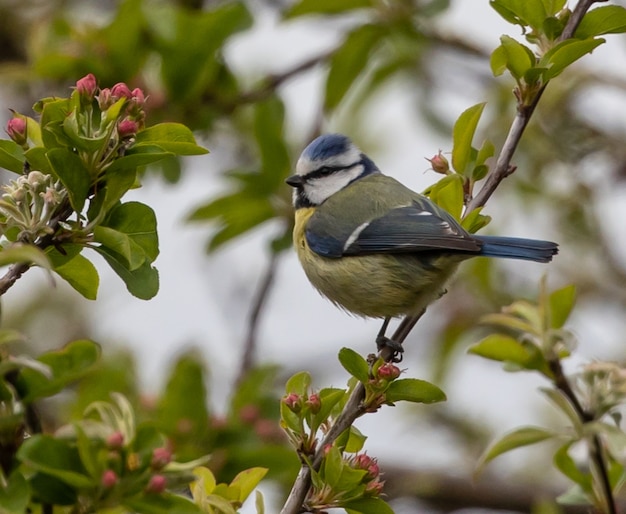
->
[426, 151, 450, 175]
[6, 117, 27, 146]
[352, 453, 380, 479]
[76, 73, 98, 100]
[117, 119, 138, 138]
[305, 393, 321, 414]
[151, 447, 172, 470]
[377, 362, 401, 381]
[145, 474, 167, 494]
[364, 478, 385, 496]
[106, 431, 125, 450]
[111, 82, 133, 100]
[101, 469, 118, 488]
[131, 88, 145, 106]
[282, 393, 301, 413]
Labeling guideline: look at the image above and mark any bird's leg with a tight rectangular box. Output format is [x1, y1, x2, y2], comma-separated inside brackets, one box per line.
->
[375, 317, 404, 362]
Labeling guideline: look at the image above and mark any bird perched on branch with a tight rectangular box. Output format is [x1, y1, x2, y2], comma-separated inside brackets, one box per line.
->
[286, 134, 557, 352]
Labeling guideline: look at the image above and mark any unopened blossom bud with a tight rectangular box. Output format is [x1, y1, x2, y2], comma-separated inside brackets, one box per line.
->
[27, 171, 46, 188]
[97, 88, 114, 110]
[364, 478, 385, 496]
[6, 117, 27, 146]
[118, 119, 138, 138]
[426, 151, 450, 175]
[131, 88, 145, 106]
[282, 393, 301, 413]
[111, 82, 133, 100]
[101, 469, 118, 488]
[377, 362, 401, 381]
[352, 453, 380, 479]
[106, 431, 125, 450]
[305, 393, 321, 414]
[145, 474, 167, 494]
[76, 73, 98, 100]
[151, 447, 172, 470]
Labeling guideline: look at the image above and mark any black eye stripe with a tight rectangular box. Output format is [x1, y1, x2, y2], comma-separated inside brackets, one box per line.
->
[307, 162, 358, 181]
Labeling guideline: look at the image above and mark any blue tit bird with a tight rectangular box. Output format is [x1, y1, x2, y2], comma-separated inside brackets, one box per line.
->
[285, 134, 558, 352]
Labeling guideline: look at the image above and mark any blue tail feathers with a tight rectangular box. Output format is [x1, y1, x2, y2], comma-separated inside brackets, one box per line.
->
[475, 235, 558, 263]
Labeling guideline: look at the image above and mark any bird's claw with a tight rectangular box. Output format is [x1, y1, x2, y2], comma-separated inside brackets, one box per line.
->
[376, 335, 404, 363]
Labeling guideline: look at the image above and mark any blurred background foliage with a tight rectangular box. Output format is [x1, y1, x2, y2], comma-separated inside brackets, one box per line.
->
[1, 0, 626, 511]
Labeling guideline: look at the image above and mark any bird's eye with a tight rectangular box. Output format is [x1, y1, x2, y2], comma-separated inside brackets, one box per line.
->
[317, 166, 335, 176]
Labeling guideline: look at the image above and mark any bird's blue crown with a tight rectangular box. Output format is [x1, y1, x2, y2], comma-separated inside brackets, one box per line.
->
[302, 134, 352, 162]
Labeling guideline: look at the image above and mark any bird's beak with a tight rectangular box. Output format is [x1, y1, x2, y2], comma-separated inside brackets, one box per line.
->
[286, 174, 305, 187]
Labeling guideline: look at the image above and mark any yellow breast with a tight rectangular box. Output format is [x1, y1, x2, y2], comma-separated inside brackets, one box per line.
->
[292, 208, 459, 318]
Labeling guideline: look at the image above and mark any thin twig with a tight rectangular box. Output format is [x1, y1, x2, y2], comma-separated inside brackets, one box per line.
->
[236, 251, 280, 386]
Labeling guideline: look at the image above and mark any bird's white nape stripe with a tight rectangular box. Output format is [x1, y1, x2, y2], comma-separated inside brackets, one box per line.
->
[343, 221, 370, 252]
[303, 163, 364, 205]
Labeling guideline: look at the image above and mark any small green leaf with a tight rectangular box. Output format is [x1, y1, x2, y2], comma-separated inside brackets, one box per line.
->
[500, 35, 535, 80]
[554, 443, 591, 490]
[286, 0, 371, 17]
[191, 466, 217, 498]
[549, 284, 576, 329]
[0, 140, 25, 174]
[476, 426, 555, 475]
[17, 435, 93, 488]
[461, 208, 491, 233]
[575, 5, 626, 38]
[285, 371, 311, 396]
[490, 45, 508, 76]
[452, 102, 486, 176]
[468, 334, 534, 365]
[475, 139, 495, 167]
[385, 378, 446, 404]
[134, 123, 208, 156]
[345, 497, 395, 514]
[325, 24, 383, 111]
[53, 252, 100, 300]
[255, 490, 265, 514]
[480, 312, 539, 335]
[542, 37, 604, 80]
[96, 247, 159, 299]
[47, 147, 91, 212]
[428, 175, 464, 220]
[344, 425, 367, 453]
[16, 339, 101, 403]
[540, 387, 582, 430]
[0, 471, 30, 514]
[229, 468, 268, 503]
[338, 347, 370, 383]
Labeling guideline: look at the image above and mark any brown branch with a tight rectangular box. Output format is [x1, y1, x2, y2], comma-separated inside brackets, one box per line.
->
[235, 251, 280, 386]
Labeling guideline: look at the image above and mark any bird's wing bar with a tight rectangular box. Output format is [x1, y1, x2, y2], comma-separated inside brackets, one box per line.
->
[306, 201, 482, 258]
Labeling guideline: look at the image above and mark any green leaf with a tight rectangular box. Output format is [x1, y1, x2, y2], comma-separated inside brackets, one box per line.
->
[17, 435, 93, 488]
[476, 426, 555, 475]
[468, 334, 535, 365]
[95, 246, 159, 299]
[24, 147, 52, 174]
[29, 473, 77, 505]
[254, 97, 290, 188]
[134, 123, 208, 156]
[427, 174, 464, 220]
[554, 443, 591, 490]
[338, 347, 370, 383]
[345, 497, 395, 514]
[575, 5, 626, 38]
[540, 387, 582, 430]
[385, 378, 446, 404]
[549, 284, 576, 329]
[16, 340, 101, 403]
[285, 371, 311, 396]
[344, 425, 367, 453]
[0, 471, 30, 514]
[53, 251, 100, 300]
[286, 0, 372, 17]
[499, 35, 535, 80]
[490, 0, 547, 30]
[39, 98, 72, 149]
[324, 24, 384, 111]
[229, 468, 268, 503]
[452, 102, 486, 176]
[105, 145, 174, 175]
[0, 140, 25, 174]
[490, 45, 508, 76]
[541, 37, 604, 80]
[461, 208, 491, 233]
[96, 201, 159, 267]
[0, 243, 51, 270]
[47, 147, 91, 212]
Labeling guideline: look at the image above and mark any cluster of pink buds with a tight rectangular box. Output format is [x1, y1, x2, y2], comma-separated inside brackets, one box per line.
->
[350, 453, 385, 496]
